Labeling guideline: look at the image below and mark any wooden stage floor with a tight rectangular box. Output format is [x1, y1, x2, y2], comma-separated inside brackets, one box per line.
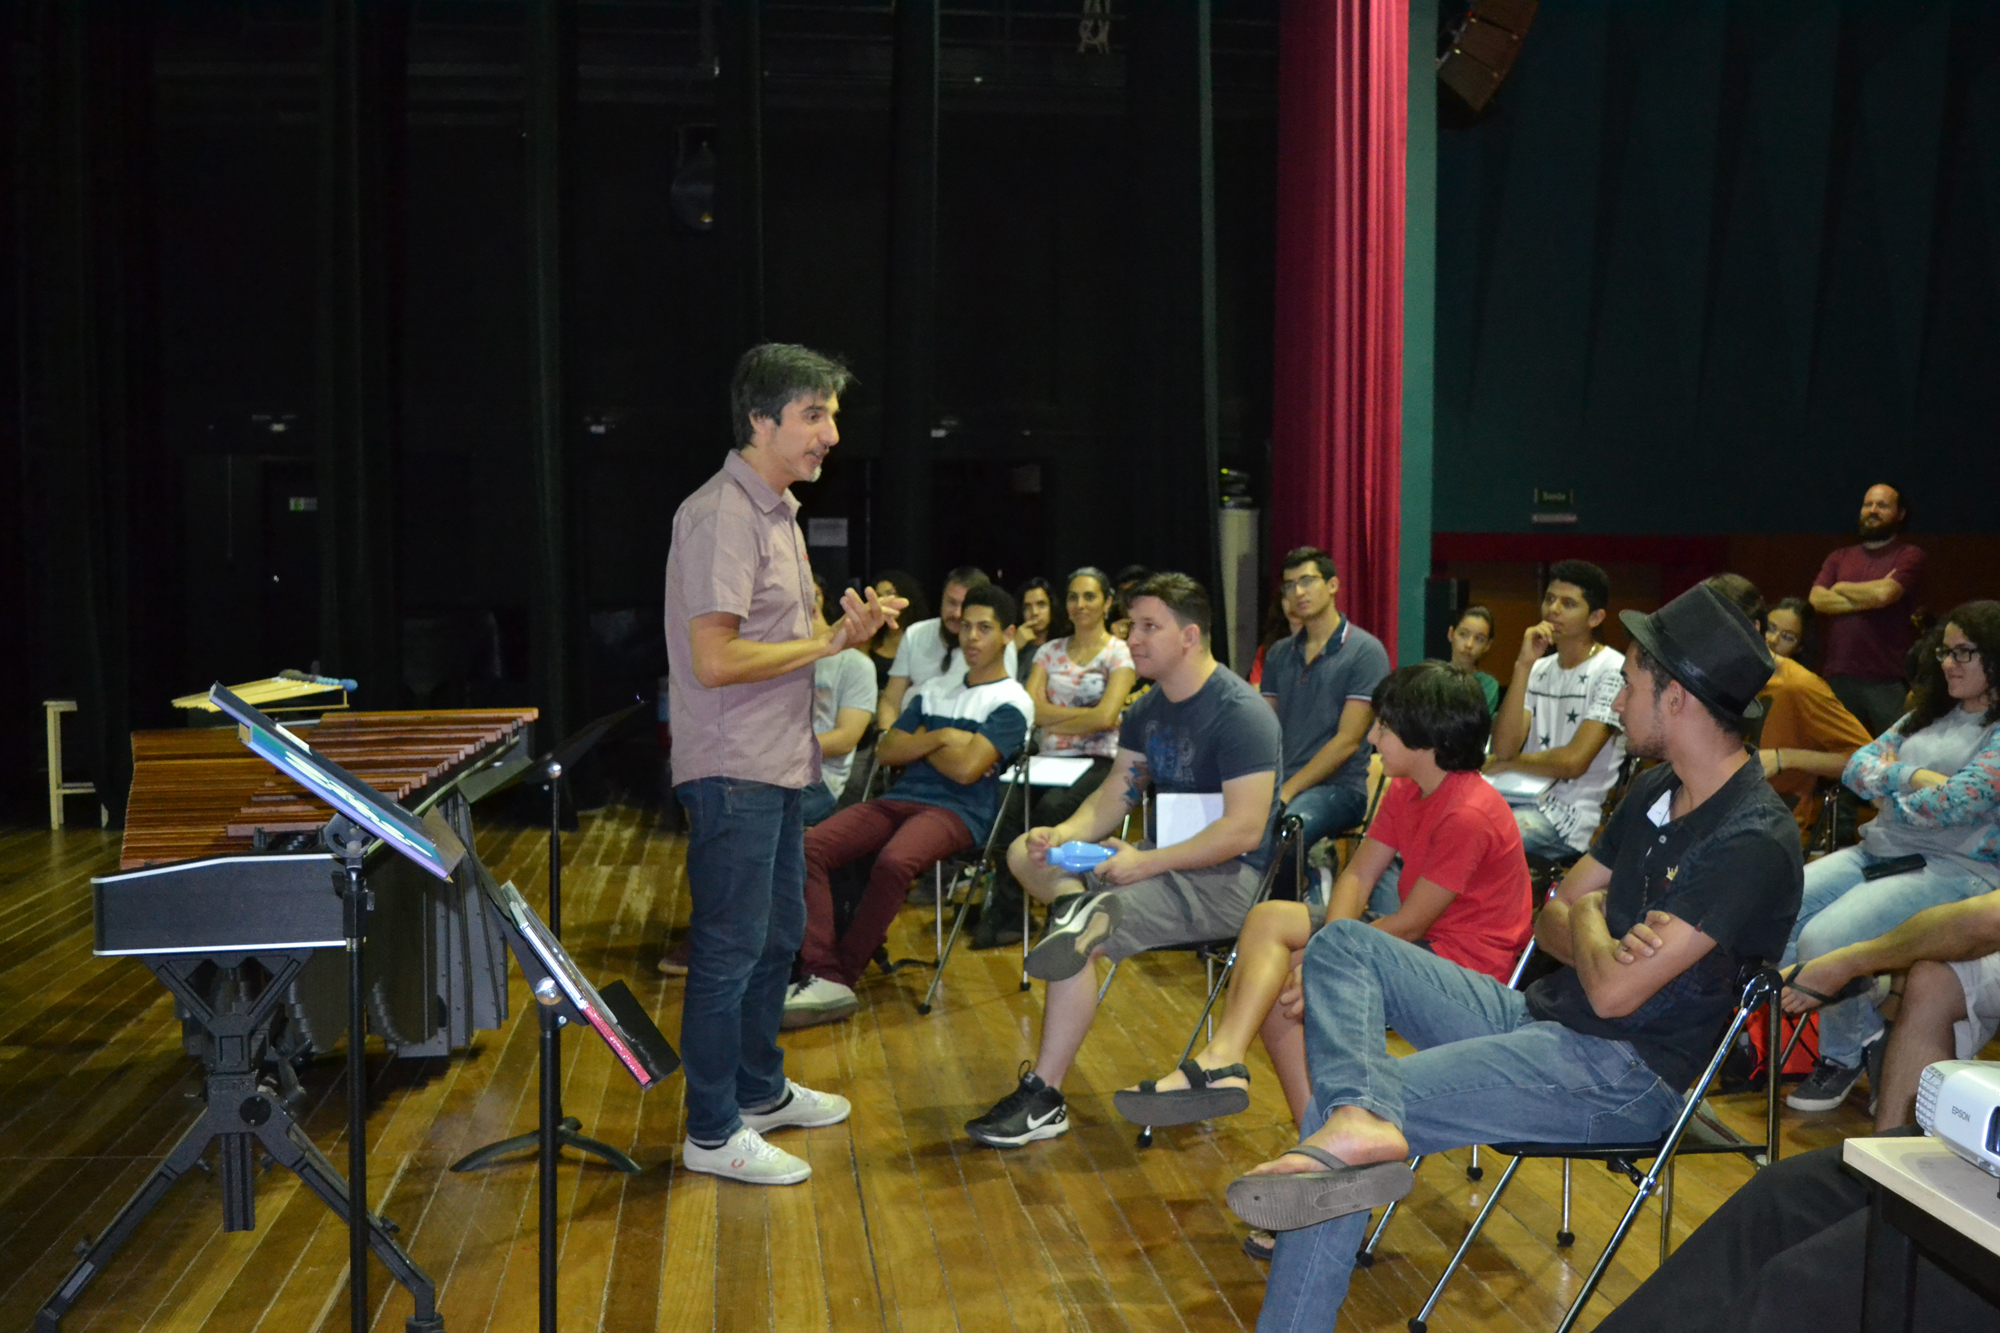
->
[0, 809, 1871, 1332]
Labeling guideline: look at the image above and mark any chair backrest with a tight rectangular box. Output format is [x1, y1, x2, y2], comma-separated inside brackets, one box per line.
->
[1680, 961, 1785, 1154]
[833, 723, 881, 812]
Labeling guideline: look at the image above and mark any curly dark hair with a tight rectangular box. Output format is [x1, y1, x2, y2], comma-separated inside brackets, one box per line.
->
[1903, 600, 2000, 734]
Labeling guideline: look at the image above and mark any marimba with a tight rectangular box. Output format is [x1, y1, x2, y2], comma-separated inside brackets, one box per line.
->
[95, 708, 538, 1057]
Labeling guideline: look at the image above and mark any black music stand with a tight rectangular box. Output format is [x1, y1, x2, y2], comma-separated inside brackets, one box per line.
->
[213, 683, 464, 1333]
[449, 701, 645, 1176]
[480, 870, 678, 1333]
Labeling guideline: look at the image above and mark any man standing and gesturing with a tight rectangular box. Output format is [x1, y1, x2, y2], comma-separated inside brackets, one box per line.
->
[664, 344, 903, 1185]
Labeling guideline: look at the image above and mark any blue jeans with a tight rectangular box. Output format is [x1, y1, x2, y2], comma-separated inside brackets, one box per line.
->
[1514, 804, 1583, 859]
[800, 782, 837, 827]
[1783, 845, 1993, 1067]
[1259, 920, 1683, 1331]
[1282, 783, 1369, 900]
[675, 777, 807, 1144]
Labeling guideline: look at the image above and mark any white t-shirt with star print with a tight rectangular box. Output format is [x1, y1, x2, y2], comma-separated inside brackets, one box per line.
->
[1522, 644, 1628, 850]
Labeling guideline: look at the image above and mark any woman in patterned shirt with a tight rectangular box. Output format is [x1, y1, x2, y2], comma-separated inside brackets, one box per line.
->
[970, 567, 1138, 949]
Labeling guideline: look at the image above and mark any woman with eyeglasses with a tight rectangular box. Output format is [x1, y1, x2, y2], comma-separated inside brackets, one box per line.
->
[1778, 600, 2000, 1112]
[1765, 596, 1813, 664]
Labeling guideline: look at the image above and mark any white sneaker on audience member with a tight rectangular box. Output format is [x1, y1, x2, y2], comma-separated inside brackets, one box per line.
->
[740, 1080, 852, 1132]
[681, 1126, 810, 1185]
[781, 976, 858, 1028]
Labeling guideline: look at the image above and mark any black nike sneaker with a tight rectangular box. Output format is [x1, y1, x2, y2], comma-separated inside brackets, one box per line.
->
[966, 1063, 1069, 1148]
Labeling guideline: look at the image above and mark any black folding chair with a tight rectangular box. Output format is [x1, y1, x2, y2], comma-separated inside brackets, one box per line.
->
[916, 749, 1034, 1014]
[1398, 963, 1785, 1333]
[1092, 814, 1307, 1149]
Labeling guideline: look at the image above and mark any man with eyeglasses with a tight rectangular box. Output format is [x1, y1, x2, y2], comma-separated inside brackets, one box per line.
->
[1809, 482, 1925, 736]
[1260, 546, 1391, 900]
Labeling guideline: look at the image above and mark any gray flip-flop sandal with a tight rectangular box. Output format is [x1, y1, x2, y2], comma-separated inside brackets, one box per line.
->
[1224, 1144, 1414, 1231]
[1113, 1059, 1252, 1127]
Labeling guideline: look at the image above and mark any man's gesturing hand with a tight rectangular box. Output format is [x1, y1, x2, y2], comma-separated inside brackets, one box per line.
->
[828, 586, 907, 652]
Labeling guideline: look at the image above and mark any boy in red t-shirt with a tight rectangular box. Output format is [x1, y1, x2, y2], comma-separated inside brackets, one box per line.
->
[1115, 661, 1533, 1135]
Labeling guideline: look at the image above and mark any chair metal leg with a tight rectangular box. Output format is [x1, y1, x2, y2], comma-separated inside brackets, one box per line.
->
[1553, 1156, 1668, 1333]
[1355, 1155, 1424, 1267]
[1135, 946, 1240, 1149]
[1466, 1144, 1482, 1182]
[1096, 958, 1119, 1003]
[1020, 884, 1032, 991]
[919, 865, 981, 1015]
[1659, 1156, 1675, 1265]
[1408, 1154, 1524, 1333]
[1558, 1158, 1575, 1246]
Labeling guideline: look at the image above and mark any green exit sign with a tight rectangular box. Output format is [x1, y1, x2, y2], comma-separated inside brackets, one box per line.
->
[1534, 487, 1575, 507]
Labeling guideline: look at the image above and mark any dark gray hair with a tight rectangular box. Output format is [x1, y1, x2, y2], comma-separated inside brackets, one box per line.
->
[730, 343, 852, 447]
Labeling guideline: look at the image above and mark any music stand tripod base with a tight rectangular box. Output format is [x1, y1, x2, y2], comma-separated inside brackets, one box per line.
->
[450, 1117, 642, 1174]
[34, 950, 445, 1333]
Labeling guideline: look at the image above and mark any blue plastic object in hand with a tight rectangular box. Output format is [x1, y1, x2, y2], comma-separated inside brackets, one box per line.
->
[1048, 841, 1115, 873]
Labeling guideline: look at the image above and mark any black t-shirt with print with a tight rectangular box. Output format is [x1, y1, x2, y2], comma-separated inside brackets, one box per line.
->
[1525, 759, 1803, 1087]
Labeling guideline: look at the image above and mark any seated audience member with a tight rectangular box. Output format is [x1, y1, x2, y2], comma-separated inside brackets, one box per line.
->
[1261, 547, 1392, 899]
[1704, 575, 1872, 844]
[1107, 596, 1133, 642]
[1766, 595, 1814, 665]
[1486, 560, 1628, 861]
[1012, 577, 1058, 680]
[1248, 589, 1302, 688]
[973, 567, 1137, 950]
[964, 574, 1281, 1147]
[1447, 604, 1502, 714]
[1587, 1125, 1997, 1333]
[788, 585, 1034, 1026]
[867, 569, 928, 692]
[804, 575, 879, 827]
[1810, 482, 1925, 737]
[1784, 887, 2000, 1131]
[875, 566, 1018, 730]
[1116, 661, 1530, 1132]
[1113, 564, 1152, 606]
[1780, 600, 2000, 1111]
[1234, 585, 1800, 1332]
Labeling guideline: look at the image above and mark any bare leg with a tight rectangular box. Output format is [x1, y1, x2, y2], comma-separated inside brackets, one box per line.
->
[1033, 952, 1105, 1089]
[1259, 993, 1311, 1125]
[1008, 834, 1085, 906]
[1875, 959, 1964, 1131]
[1243, 1104, 1410, 1178]
[1121, 902, 1314, 1100]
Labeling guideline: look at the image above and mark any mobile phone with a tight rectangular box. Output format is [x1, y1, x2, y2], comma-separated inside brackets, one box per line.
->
[1861, 853, 1927, 881]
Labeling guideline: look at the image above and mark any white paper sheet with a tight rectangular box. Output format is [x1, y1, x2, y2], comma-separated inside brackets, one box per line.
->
[1482, 769, 1554, 804]
[997, 756, 1096, 788]
[1156, 792, 1226, 849]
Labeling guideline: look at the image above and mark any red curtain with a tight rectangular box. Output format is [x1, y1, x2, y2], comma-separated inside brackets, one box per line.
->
[1271, 0, 1409, 655]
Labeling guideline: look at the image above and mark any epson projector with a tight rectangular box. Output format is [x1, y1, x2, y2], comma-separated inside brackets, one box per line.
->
[1915, 1060, 2000, 1186]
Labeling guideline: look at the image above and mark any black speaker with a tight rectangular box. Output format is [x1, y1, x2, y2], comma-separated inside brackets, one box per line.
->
[1438, 0, 1538, 114]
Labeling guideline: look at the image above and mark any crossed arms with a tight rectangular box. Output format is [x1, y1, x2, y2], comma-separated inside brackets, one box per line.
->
[1534, 854, 1720, 1020]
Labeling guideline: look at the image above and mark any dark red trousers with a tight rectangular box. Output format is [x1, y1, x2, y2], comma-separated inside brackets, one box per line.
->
[801, 799, 972, 986]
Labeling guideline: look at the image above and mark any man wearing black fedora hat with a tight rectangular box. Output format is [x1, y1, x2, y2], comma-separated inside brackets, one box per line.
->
[1233, 584, 1804, 1332]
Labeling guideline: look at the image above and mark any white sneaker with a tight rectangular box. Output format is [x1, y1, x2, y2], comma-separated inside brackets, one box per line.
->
[680, 1126, 811, 1185]
[780, 976, 858, 1029]
[741, 1080, 852, 1132]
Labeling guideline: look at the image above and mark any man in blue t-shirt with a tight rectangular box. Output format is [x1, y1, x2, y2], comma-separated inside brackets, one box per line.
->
[1260, 546, 1392, 901]
[965, 573, 1283, 1148]
[790, 584, 1033, 1027]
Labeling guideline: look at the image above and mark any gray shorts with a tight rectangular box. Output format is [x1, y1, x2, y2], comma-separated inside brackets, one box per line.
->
[1089, 849, 1264, 961]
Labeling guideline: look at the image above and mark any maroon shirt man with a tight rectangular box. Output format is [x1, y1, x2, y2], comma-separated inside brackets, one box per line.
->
[1810, 482, 1923, 736]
